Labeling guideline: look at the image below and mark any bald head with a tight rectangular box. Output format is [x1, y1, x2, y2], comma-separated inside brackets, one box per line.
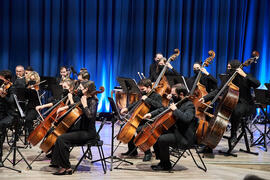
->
[15, 65, 25, 78]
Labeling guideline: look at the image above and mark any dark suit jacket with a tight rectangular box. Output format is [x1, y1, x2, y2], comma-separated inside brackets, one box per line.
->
[187, 73, 218, 93]
[150, 99, 197, 148]
[127, 92, 163, 112]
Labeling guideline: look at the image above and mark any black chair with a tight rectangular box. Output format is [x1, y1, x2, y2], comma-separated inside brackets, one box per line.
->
[72, 117, 107, 174]
[169, 144, 207, 172]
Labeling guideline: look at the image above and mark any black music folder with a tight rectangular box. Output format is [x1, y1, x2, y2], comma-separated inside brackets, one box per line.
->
[116, 77, 140, 94]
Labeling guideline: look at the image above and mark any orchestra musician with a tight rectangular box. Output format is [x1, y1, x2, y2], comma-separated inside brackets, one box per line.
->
[143, 83, 197, 171]
[13, 65, 26, 89]
[35, 79, 78, 159]
[149, 53, 164, 82]
[57, 66, 71, 86]
[24, 71, 42, 135]
[75, 71, 90, 88]
[149, 55, 181, 85]
[186, 61, 217, 153]
[79, 67, 88, 73]
[120, 78, 163, 161]
[186, 61, 218, 94]
[200, 59, 261, 147]
[25, 66, 34, 77]
[50, 80, 98, 175]
[35, 79, 74, 113]
[0, 70, 20, 165]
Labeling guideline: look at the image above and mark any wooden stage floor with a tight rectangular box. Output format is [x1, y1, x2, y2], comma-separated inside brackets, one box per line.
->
[1, 121, 269, 180]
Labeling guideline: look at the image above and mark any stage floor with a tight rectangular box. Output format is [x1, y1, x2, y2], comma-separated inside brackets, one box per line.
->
[1, 121, 269, 180]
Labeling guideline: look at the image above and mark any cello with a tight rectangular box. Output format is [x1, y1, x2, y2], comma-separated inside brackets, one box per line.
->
[134, 97, 189, 152]
[117, 49, 180, 144]
[188, 50, 215, 143]
[39, 86, 104, 153]
[27, 96, 68, 146]
[202, 51, 259, 149]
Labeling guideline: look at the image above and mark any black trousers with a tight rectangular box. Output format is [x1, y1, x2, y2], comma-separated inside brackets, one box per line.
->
[155, 132, 189, 164]
[25, 108, 38, 134]
[0, 115, 15, 160]
[230, 102, 253, 138]
[51, 130, 95, 169]
[126, 123, 151, 155]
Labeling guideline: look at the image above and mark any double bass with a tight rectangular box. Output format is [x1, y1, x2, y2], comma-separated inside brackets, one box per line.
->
[202, 51, 259, 149]
[117, 49, 180, 144]
[188, 50, 215, 143]
[134, 97, 189, 152]
[39, 86, 104, 153]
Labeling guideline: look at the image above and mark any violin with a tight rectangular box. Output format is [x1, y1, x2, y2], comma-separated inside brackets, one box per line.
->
[27, 80, 46, 91]
[0, 76, 13, 97]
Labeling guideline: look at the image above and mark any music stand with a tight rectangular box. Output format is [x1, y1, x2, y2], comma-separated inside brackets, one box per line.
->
[265, 83, 270, 91]
[2, 94, 32, 170]
[116, 77, 141, 107]
[92, 97, 133, 171]
[251, 89, 270, 151]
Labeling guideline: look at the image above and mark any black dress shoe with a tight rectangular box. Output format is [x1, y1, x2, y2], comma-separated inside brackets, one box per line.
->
[52, 169, 72, 175]
[143, 153, 152, 162]
[198, 147, 213, 154]
[121, 150, 138, 156]
[46, 153, 52, 159]
[151, 162, 171, 171]
[49, 164, 59, 168]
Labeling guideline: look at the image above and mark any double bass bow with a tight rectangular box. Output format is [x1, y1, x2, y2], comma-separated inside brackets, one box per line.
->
[117, 49, 180, 144]
[202, 51, 259, 149]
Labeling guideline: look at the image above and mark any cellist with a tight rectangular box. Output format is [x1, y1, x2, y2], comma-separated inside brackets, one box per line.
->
[143, 83, 197, 171]
[120, 78, 162, 161]
[50, 80, 98, 175]
[200, 59, 260, 148]
[35, 79, 74, 112]
[34, 79, 77, 158]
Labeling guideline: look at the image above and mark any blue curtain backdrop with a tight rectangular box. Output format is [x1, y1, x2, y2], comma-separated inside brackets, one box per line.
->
[0, 0, 269, 112]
